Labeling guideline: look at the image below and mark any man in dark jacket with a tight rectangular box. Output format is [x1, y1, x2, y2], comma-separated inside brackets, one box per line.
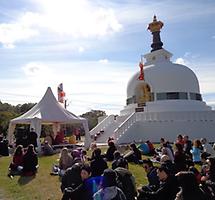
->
[61, 163, 83, 193]
[114, 157, 137, 200]
[28, 128, 38, 148]
[183, 135, 192, 158]
[141, 159, 160, 192]
[90, 148, 108, 177]
[138, 164, 179, 200]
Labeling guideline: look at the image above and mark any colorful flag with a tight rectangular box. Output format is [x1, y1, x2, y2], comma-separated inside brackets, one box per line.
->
[138, 62, 144, 80]
[57, 83, 65, 103]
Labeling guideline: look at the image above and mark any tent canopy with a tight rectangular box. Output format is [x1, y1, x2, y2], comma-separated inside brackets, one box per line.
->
[8, 87, 91, 150]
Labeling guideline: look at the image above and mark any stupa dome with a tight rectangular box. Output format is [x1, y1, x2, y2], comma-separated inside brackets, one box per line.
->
[127, 49, 200, 101]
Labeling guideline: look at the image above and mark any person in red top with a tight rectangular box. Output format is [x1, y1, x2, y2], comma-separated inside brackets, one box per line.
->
[176, 134, 184, 148]
[8, 145, 24, 178]
[146, 140, 156, 156]
[54, 130, 65, 145]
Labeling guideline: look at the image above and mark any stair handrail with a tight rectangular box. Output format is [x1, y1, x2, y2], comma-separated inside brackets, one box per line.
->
[90, 115, 115, 136]
[114, 112, 136, 141]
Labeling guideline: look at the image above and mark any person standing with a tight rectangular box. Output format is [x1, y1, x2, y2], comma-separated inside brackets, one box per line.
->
[28, 128, 38, 148]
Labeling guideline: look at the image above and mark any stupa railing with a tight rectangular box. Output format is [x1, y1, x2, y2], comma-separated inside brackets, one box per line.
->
[114, 110, 215, 142]
[114, 112, 136, 141]
[135, 111, 215, 121]
[89, 115, 115, 137]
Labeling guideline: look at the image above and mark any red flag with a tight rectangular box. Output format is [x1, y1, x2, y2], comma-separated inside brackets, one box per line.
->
[57, 83, 65, 103]
[138, 62, 144, 80]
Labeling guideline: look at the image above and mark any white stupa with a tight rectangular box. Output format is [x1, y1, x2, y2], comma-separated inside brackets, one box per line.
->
[90, 16, 215, 144]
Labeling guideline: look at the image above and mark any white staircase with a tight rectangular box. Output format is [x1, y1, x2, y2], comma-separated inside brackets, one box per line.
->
[90, 115, 128, 143]
[114, 110, 215, 144]
[114, 112, 136, 142]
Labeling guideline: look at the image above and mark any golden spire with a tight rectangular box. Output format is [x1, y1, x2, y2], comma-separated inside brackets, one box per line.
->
[148, 15, 164, 33]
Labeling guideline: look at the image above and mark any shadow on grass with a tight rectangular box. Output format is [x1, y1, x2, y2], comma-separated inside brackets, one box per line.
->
[18, 175, 35, 185]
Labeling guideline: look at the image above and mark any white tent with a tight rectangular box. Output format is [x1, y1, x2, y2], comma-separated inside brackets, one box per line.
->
[8, 87, 91, 151]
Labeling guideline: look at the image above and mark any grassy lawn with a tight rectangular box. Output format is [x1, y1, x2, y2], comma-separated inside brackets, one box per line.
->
[0, 151, 148, 200]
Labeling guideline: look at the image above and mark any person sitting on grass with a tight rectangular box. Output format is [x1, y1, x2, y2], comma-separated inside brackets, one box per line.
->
[58, 147, 73, 176]
[105, 141, 117, 161]
[61, 163, 83, 193]
[8, 145, 24, 178]
[175, 171, 209, 200]
[112, 151, 124, 170]
[140, 159, 160, 192]
[90, 148, 108, 177]
[62, 164, 96, 200]
[22, 144, 38, 176]
[93, 169, 126, 200]
[137, 164, 179, 200]
[114, 157, 137, 200]
[124, 143, 142, 164]
[42, 140, 54, 156]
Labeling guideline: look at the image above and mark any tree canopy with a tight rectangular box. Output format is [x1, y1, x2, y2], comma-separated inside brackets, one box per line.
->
[0, 101, 106, 135]
[80, 109, 106, 130]
[0, 101, 36, 135]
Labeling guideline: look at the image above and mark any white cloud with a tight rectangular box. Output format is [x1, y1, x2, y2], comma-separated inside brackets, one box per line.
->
[99, 59, 109, 64]
[22, 62, 49, 77]
[175, 57, 187, 65]
[0, 0, 122, 48]
[0, 60, 134, 115]
[0, 22, 39, 48]
[78, 46, 85, 53]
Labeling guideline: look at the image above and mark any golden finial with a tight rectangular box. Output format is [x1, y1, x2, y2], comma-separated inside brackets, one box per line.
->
[148, 15, 164, 33]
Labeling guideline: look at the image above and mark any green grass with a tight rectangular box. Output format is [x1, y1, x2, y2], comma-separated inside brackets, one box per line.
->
[0, 151, 147, 200]
[0, 154, 62, 200]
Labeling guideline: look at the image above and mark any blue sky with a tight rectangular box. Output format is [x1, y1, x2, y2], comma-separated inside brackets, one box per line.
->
[0, 0, 214, 115]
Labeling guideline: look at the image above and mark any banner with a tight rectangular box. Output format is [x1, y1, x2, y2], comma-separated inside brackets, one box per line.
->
[57, 83, 65, 103]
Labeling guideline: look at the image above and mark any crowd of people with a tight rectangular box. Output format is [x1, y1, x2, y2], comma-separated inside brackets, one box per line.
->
[4, 133, 215, 199]
[8, 144, 38, 178]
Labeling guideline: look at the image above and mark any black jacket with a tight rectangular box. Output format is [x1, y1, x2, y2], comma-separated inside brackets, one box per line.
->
[138, 175, 179, 200]
[62, 179, 93, 200]
[61, 164, 82, 192]
[90, 157, 108, 177]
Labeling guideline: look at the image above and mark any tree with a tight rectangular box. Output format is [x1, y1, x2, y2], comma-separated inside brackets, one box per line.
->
[0, 101, 36, 135]
[0, 111, 16, 135]
[80, 110, 106, 130]
[15, 103, 36, 114]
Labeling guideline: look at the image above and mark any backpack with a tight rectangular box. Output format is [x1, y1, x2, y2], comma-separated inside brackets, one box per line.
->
[116, 170, 136, 200]
[110, 191, 120, 200]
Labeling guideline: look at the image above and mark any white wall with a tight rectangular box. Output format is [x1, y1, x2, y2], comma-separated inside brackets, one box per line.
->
[116, 120, 215, 143]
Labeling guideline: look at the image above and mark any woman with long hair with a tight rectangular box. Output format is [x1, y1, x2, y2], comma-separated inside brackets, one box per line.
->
[176, 171, 208, 200]
[22, 144, 38, 176]
[59, 147, 73, 176]
[191, 139, 202, 164]
[8, 145, 24, 177]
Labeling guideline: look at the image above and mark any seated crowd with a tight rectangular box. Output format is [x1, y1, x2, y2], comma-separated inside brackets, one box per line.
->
[8, 144, 38, 178]
[6, 134, 215, 200]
